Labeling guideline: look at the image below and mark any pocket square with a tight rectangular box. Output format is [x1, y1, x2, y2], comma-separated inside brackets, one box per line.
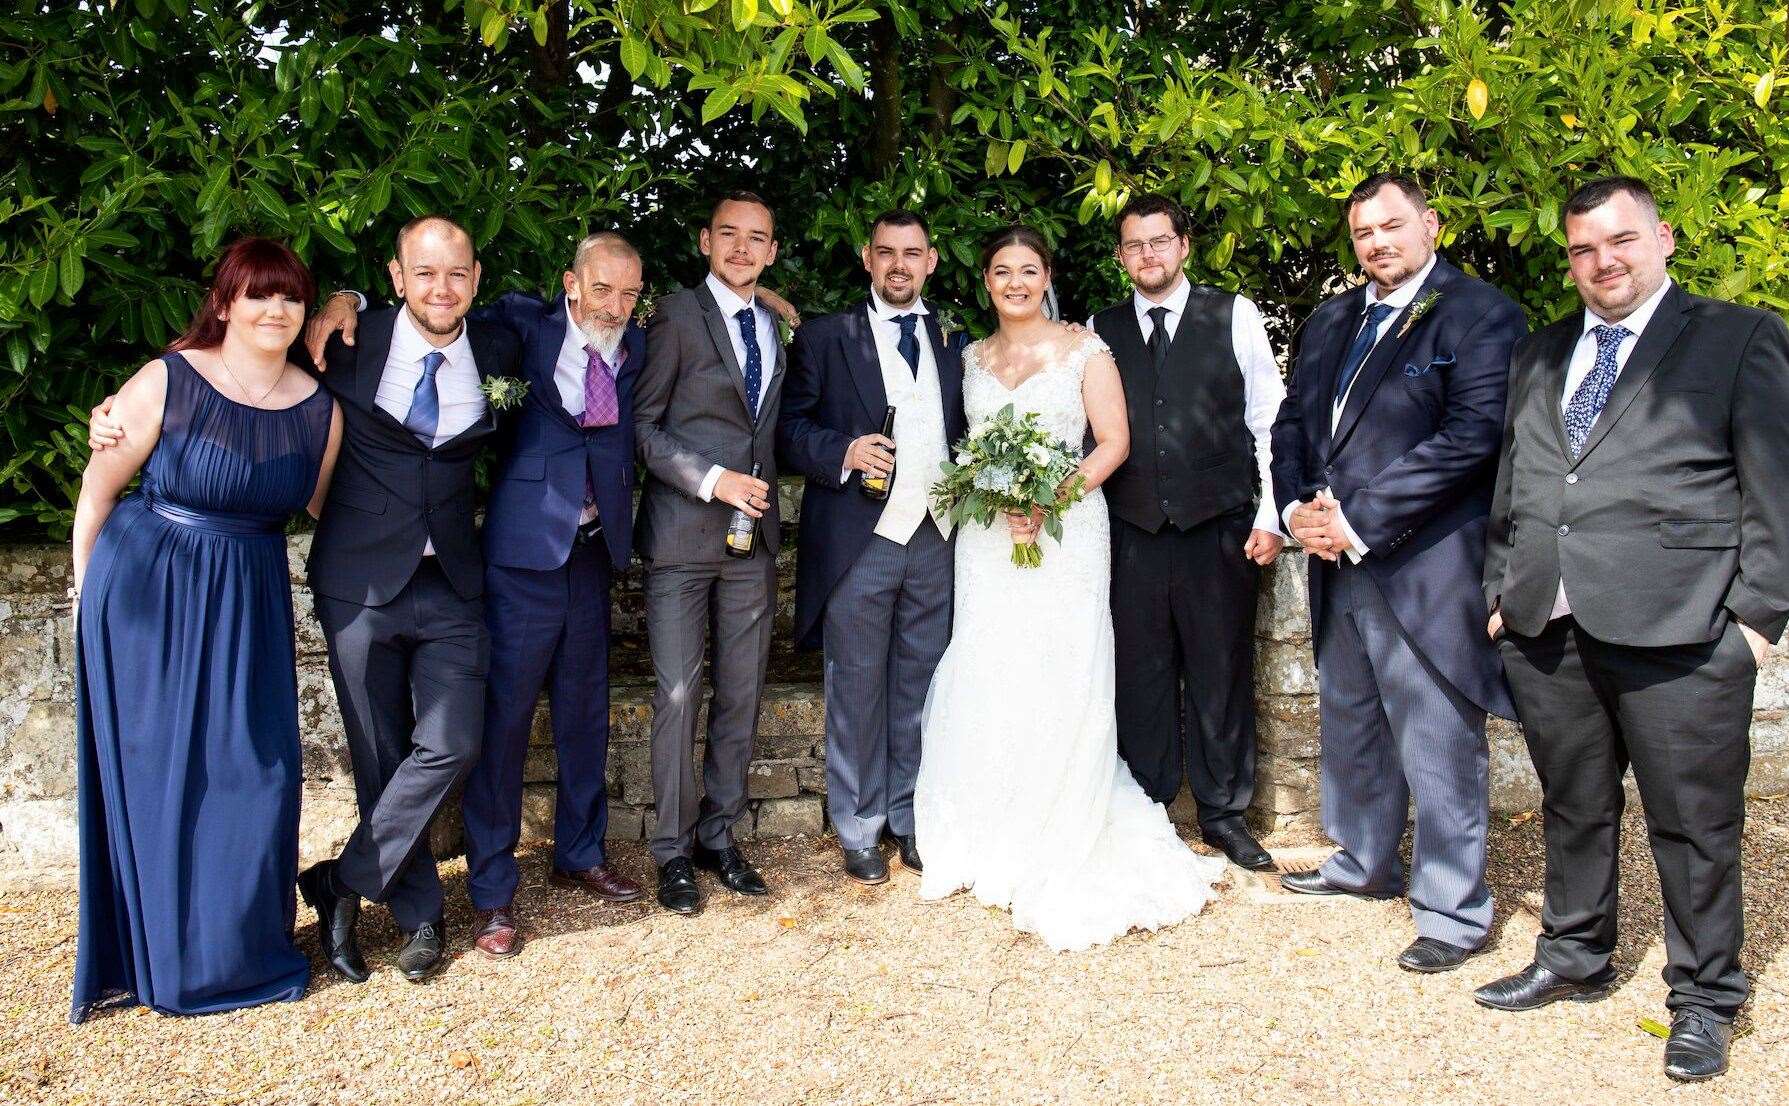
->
[1403, 352, 1455, 377]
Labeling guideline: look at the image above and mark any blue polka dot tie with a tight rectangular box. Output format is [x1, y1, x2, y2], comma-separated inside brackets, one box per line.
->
[736, 306, 762, 416]
[1565, 324, 1631, 458]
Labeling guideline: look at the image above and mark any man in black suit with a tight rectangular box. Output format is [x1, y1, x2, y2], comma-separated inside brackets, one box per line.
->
[296, 215, 519, 984]
[778, 209, 967, 885]
[1475, 177, 1789, 1083]
[1271, 174, 1525, 973]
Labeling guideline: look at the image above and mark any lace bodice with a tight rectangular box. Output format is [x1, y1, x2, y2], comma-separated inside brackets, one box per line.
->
[960, 331, 1109, 448]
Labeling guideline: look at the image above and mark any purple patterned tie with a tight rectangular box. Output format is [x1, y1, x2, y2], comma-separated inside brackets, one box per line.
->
[581, 344, 620, 428]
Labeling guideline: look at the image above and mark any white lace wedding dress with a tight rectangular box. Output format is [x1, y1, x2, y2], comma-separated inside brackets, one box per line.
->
[914, 332, 1227, 951]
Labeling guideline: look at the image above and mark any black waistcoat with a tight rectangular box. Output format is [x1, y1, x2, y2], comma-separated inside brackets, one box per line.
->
[1093, 289, 1257, 532]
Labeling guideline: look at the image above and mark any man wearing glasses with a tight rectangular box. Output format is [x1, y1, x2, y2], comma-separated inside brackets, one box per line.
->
[1087, 194, 1287, 873]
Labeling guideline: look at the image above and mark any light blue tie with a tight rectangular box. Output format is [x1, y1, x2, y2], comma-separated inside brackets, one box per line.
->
[1565, 324, 1631, 457]
[405, 350, 443, 445]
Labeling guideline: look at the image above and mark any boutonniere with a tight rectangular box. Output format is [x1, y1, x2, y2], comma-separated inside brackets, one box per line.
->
[480, 375, 529, 411]
[936, 309, 964, 343]
[776, 316, 795, 346]
[633, 287, 660, 326]
[1397, 291, 1442, 338]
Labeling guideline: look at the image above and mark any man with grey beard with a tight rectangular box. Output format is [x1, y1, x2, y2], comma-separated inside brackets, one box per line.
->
[304, 232, 654, 956]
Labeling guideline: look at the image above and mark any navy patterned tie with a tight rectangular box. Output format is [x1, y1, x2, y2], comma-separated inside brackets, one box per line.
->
[1334, 302, 1397, 402]
[736, 305, 762, 415]
[1565, 324, 1631, 457]
[893, 313, 921, 376]
[404, 350, 444, 445]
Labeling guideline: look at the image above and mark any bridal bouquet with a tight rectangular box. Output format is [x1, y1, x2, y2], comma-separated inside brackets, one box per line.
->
[931, 403, 1086, 568]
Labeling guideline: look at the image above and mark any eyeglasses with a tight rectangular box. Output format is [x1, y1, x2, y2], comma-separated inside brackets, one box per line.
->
[1120, 234, 1182, 259]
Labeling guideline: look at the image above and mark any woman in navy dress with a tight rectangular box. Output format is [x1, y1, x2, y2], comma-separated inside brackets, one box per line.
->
[70, 238, 343, 1021]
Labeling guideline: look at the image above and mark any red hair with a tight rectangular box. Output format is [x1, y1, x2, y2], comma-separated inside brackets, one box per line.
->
[168, 237, 317, 353]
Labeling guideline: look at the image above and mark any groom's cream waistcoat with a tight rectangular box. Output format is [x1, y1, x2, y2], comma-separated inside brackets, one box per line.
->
[867, 305, 953, 543]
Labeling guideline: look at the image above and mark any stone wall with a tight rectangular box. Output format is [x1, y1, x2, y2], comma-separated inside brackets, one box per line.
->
[4, 530, 1786, 885]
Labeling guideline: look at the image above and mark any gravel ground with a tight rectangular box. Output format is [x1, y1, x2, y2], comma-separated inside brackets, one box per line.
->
[2, 799, 1785, 1105]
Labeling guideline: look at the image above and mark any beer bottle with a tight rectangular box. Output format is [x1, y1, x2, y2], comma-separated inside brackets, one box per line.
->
[860, 406, 897, 501]
[724, 462, 764, 559]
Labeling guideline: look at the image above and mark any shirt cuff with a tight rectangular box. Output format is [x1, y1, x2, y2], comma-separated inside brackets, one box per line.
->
[1281, 500, 1302, 536]
[1333, 504, 1369, 563]
[337, 290, 366, 312]
[839, 465, 853, 486]
[1252, 498, 1282, 537]
[698, 465, 724, 503]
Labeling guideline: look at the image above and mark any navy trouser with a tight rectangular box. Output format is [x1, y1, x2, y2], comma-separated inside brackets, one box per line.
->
[461, 538, 614, 910]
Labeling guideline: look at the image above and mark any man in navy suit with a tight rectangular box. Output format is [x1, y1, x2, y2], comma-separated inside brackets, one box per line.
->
[305, 232, 650, 957]
[778, 210, 967, 884]
[1270, 174, 1525, 973]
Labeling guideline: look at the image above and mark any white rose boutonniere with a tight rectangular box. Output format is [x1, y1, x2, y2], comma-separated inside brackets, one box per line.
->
[1397, 291, 1443, 338]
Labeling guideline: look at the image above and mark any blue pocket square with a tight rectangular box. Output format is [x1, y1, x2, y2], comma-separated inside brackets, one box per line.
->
[1403, 352, 1455, 377]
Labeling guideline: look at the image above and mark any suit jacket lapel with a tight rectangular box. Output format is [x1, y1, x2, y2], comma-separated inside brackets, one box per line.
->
[925, 310, 964, 432]
[845, 301, 888, 423]
[1307, 288, 1361, 459]
[1534, 317, 1578, 460]
[695, 282, 752, 415]
[436, 320, 499, 446]
[537, 294, 582, 431]
[1329, 260, 1454, 459]
[1572, 284, 1691, 467]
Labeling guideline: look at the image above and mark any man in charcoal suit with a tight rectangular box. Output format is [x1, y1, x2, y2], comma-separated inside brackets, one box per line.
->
[1271, 174, 1525, 973]
[299, 215, 518, 983]
[633, 192, 787, 915]
[1475, 177, 1789, 1083]
[778, 209, 968, 885]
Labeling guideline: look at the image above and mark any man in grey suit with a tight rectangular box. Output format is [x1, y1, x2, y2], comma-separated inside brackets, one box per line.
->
[1476, 177, 1789, 1083]
[634, 192, 786, 915]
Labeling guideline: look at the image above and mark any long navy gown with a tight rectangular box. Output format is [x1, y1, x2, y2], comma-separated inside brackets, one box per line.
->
[72, 352, 333, 1021]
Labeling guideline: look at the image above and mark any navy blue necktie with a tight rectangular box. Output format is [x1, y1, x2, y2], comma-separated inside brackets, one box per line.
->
[893, 313, 920, 376]
[1334, 302, 1398, 403]
[736, 306, 762, 414]
[1565, 324, 1631, 457]
[405, 350, 444, 444]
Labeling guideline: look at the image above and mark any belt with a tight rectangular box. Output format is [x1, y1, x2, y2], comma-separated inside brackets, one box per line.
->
[146, 496, 283, 536]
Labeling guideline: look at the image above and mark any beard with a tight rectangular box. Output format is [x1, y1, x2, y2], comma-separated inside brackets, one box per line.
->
[577, 312, 625, 360]
[876, 273, 919, 307]
[1132, 264, 1179, 296]
[406, 302, 465, 337]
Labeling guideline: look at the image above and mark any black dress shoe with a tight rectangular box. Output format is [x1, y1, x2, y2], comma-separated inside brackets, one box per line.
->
[692, 844, 769, 896]
[843, 846, 888, 885]
[298, 861, 368, 983]
[1396, 936, 1480, 973]
[1200, 823, 1273, 871]
[396, 919, 446, 982]
[1472, 961, 1616, 1011]
[656, 857, 702, 915]
[1663, 1008, 1731, 1082]
[1278, 869, 1399, 900]
[890, 832, 922, 873]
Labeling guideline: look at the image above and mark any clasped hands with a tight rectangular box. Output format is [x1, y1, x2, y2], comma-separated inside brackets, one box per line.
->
[1289, 490, 1354, 562]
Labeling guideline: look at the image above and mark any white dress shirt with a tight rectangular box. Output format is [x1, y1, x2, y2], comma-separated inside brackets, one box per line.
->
[1548, 278, 1674, 619]
[556, 300, 626, 524]
[1282, 252, 1438, 562]
[697, 272, 777, 503]
[1086, 275, 1287, 535]
[374, 307, 485, 554]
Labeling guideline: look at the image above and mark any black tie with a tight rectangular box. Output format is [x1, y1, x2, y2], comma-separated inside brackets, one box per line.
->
[1146, 306, 1170, 373]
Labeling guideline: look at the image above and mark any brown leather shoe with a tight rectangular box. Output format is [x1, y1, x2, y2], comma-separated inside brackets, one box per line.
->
[473, 907, 521, 959]
[549, 864, 645, 903]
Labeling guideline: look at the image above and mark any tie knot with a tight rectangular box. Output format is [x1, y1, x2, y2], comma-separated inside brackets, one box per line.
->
[584, 343, 609, 371]
[421, 351, 444, 377]
[1148, 305, 1169, 323]
[1591, 323, 1630, 350]
[894, 312, 918, 334]
[1366, 302, 1397, 324]
[735, 306, 755, 329]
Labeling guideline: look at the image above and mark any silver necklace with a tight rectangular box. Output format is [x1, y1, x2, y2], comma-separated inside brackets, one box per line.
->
[217, 351, 287, 408]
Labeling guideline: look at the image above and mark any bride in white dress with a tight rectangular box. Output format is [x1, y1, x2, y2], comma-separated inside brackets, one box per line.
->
[914, 226, 1227, 951]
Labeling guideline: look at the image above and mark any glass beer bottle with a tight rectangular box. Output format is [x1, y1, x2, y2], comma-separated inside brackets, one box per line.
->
[860, 406, 897, 501]
[724, 461, 764, 559]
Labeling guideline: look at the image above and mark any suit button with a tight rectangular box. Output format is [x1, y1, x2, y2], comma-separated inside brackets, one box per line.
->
[1155, 398, 1164, 406]
[1565, 473, 1578, 485]
[1160, 499, 1170, 509]
[1558, 524, 1570, 537]
[1157, 425, 1167, 433]
[1158, 450, 1167, 458]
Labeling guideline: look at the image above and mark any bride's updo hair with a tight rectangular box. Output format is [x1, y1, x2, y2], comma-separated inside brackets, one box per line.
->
[979, 225, 1053, 273]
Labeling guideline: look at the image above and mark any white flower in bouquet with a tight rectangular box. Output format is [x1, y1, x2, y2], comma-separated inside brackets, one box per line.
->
[930, 403, 1088, 568]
